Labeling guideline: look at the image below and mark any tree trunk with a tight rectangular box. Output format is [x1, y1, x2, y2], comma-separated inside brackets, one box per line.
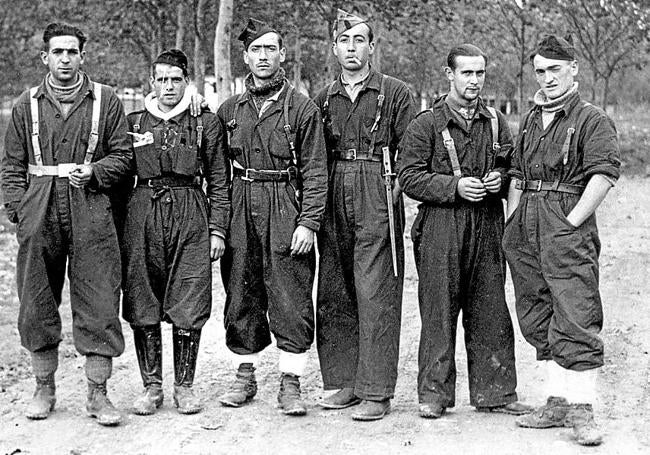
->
[175, 1, 186, 50]
[193, 0, 207, 95]
[214, 0, 234, 105]
[602, 77, 610, 112]
[517, 17, 525, 115]
[293, 32, 302, 92]
[373, 23, 382, 73]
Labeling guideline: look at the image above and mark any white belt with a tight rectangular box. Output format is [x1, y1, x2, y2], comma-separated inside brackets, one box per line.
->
[28, 163, 78, 177]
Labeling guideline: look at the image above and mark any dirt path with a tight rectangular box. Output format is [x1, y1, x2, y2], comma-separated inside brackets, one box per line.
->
[1, 176, 649, 455]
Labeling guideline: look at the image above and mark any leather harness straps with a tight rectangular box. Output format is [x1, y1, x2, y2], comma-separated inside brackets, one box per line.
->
[28, 82, 103, 176]
[441, 105, 500, 178]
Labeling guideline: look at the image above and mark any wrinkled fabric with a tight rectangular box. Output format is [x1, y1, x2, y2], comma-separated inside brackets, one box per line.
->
[504, 92, 620, 371]
[2, 75, 131, 356]
[120, 110, 228, 330]
[314, 70, 415, 400]
[217, 81, 327, 355]
[398, 96, 518, 407]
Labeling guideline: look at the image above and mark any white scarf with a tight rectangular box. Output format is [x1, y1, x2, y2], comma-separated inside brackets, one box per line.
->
[144, 88, 194, 121]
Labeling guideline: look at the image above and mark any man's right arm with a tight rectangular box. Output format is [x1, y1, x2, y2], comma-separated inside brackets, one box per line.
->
[1, 98, 29, 223]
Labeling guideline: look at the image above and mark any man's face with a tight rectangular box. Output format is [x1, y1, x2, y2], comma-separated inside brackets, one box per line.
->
[151, 64, 188, 111]
[332, 23, 374, 71]
[244, 32, 285, 83]
[533, 55, 578, 100]
[41, 35, 84, 86]
[446, 55, 486, 103]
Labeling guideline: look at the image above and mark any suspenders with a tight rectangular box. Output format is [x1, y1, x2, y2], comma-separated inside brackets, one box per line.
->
[440, 105, 500, 177]
[29, 82, 102, 170]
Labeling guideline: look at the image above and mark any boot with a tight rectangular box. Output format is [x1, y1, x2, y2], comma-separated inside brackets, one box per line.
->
[565, 404, 603, 446]
[219, 363, 257, 407]
[26, 373, 56, 420]
[172, 327, 203, 415]
[277, 373, 307, 416]
[132, 325, 164, 415]
[26, 349, 58, 420]
[319, 387, 361, 410]
[86, 381, 122, 426]
[352, 399, 391, 421]
[516, 396, 570, 428]
[85, 354, 122, 426]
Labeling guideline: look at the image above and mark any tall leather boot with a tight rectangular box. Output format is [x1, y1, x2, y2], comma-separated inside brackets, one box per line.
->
[132, 324, 164, 415]
[172, 327, 202, 414]
[26, 349, 58, 420]
[85, 355, 122, 426]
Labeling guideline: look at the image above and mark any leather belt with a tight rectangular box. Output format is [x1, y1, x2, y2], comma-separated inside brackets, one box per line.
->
[333, 149, 382, 162]
[233, 167, 294, 182]
[516, 179, 584, 195]
[138, 176, 199, 188]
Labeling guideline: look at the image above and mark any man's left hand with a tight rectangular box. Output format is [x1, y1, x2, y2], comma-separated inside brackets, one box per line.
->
[69, 164, 93, 188]
[482, 171, 502, 193]
[290, 225, 315, 256]
[210, 234, 226, 260]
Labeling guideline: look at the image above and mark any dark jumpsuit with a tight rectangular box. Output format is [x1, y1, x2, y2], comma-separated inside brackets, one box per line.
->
[398, 96, 518, 408]
[313, 70, 415, 400]
[1, 75, 132, 357]
[217, 82, 327, 355]
[120, 109, 229, 330]
[502, 92, 620, 371]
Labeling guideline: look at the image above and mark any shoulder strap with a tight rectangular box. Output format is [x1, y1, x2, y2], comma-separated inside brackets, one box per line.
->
[561, 127, 575, 165]
[441, 127, 462, 177]
[132, 112, 144, 133]
[486, 106, 500, 151]
[368, 75, 386, 155]
[29, 87, 44, 166]
[196, 114, 204, 149]
[322, 80, 337, 125]
[283, 85, 297, 166]
[83, 82, 102, 165]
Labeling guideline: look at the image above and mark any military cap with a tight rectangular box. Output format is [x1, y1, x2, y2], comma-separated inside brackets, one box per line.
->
[238, 18, 278, 50]
[532, 34, 576, 61]
[332, 8, 368, 40]
[153, 48, 189, 76]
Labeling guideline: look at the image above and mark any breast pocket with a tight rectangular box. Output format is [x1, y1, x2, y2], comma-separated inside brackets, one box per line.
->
[133, 142, 161, 179]
[172, 138, 199, 176]
[268, 129, 294, 161]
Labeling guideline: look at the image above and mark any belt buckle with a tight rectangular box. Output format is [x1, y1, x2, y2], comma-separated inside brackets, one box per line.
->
[535, 180, 542, 191]
[57, 163, 77, 178]
[348, 148, 357, 161]
[241, 169, 254, 182]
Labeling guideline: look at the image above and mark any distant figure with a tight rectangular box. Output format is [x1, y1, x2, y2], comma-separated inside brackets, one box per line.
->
[119, 49, 230, 416]
[503, 35, 620, 446]
[314, 9, 415, 421]
[1, 23, 132, 426]
[399, 44, 532, 420]
[216, 18, 327, 416]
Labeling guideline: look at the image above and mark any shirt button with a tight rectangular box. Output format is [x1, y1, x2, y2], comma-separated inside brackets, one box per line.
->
[166, 197, 171, 203]
[255, 148, 261, 154]
[540, 137, 544, 141]
[62, 138, 67, 143]
[161, 145, 167, 150]
[535, 164, 539, 168]
[55, 113, 61, 118]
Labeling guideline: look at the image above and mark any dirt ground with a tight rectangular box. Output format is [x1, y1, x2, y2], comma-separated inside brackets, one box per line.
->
[0, 176, 648, 455]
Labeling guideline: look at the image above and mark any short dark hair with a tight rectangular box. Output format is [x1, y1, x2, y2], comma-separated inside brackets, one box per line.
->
[43, 23, 87, 52]
[153, 48, 189, 77]
[447, 44, 487, 71]
[246, 31, 283, 51]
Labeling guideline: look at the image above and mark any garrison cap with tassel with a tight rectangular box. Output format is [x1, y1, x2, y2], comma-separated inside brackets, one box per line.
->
[332, 8, 368, 41]
[238, 18, 278, 50]
[531, 34, 576, 61]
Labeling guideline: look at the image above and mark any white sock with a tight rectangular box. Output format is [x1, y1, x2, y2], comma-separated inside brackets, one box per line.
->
[546, 360, 566, 398]
[279, 350, 308, 377]
[565, 368, 598, 404]
[231, 352, 261, 370]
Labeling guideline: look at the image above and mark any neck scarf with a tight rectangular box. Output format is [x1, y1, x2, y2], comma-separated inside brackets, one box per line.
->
[534, 82, 579, 113]
[144, 89, 193, 121]
[245, 68, 286, 110]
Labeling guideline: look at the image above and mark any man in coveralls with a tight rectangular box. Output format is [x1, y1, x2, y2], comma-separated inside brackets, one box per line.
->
[216, 19, 327, 416]
[1, 23, 132, 426]
[398, 44, 531, 420]
[503, 35, 620, 446]
[314, 9, 415, 421]
[119, 49, 229, 416]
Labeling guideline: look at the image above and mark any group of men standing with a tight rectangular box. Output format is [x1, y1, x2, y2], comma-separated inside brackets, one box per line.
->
[1, 8, 619, 448]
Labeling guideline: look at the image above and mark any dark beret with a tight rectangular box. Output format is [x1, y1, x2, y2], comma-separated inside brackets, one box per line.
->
[532, 35, 576, 61]
[238, 18, 277, 50]
[153, 49, 189, 75]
